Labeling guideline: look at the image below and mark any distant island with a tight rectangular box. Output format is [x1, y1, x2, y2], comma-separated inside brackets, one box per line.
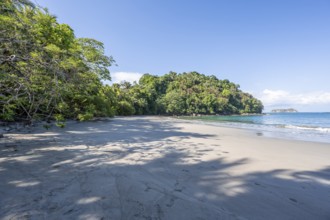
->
[271, 108, 298, 113]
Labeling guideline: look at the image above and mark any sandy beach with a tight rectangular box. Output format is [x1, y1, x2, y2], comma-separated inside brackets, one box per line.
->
[0, 116, 329, 220]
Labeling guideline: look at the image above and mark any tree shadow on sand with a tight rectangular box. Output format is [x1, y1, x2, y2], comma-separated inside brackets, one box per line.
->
[0, 117, 329, 220]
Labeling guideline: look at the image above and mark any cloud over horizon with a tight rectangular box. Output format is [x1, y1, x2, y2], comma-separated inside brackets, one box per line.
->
[111, 72, 143, 84]
[257, 89, 330, 111]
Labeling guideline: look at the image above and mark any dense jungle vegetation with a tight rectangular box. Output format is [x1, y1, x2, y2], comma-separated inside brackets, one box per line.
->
[0, 0, 263, 124]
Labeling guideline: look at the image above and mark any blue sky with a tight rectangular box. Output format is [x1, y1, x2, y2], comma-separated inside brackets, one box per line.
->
[34, 0, 330, 112]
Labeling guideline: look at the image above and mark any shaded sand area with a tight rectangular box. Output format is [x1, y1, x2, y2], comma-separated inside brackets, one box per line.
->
[0, 116, 330, 220]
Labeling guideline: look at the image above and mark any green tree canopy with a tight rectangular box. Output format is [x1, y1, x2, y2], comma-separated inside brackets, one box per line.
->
[112, 71, 263, 116]
[0, 1, 263, 123]
[0, 0, 115, 122]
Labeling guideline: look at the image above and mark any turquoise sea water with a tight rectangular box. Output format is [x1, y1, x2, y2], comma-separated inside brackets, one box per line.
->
[181, 113, 330, 143]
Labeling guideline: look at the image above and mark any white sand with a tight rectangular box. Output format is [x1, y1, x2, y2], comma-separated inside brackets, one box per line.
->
[0, 116, 329, 220]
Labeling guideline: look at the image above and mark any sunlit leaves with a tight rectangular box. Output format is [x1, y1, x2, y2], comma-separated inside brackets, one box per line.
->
[0, 0, 115, 122]
[111, 71, 264, 116]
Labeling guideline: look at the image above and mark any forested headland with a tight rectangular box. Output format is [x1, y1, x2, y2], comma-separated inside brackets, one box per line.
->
[0, 0, 263, 125]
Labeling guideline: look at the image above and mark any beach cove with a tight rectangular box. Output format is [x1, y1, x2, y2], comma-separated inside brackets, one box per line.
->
[0, 116, 329, 219]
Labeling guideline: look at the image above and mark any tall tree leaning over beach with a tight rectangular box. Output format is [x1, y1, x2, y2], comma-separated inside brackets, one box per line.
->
[0, 0, 116, 123]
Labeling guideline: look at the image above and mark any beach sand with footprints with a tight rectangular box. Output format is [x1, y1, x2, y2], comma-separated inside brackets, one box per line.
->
[1, 116, 329, 219]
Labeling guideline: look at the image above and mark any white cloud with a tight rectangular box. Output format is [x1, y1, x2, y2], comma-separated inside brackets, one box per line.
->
[111, 72, 143, 84]
[260, 89, 289, 105]
[259, 89, 330, 106]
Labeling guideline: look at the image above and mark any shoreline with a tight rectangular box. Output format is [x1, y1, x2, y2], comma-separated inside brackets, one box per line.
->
[175, 115, 330, 144]
[1, 116, 329, 219]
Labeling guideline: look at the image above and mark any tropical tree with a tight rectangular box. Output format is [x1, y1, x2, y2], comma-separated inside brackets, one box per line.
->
[0, 0, 115, 122]
[110, 71, 263, 116]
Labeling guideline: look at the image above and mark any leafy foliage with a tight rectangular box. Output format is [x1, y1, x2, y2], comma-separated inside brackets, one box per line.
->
[0, 1, 263, 123]
[0, 0, 115, 122]
[112, 72, 263, 116]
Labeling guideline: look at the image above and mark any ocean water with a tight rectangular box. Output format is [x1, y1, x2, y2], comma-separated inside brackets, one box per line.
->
[181, 113, 330, 143]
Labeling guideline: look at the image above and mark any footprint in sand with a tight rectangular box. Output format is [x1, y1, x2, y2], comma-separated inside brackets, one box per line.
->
[254, 182, 268, 189]
[289, 198, 298, 203]
[166, 196, 177, 207]
[174, 180, 185, 192]
[144, 185, 152, 192]
[5, 144, 18, 152]
[52, 165, 61, 169]
[197, 148, 213, 153]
